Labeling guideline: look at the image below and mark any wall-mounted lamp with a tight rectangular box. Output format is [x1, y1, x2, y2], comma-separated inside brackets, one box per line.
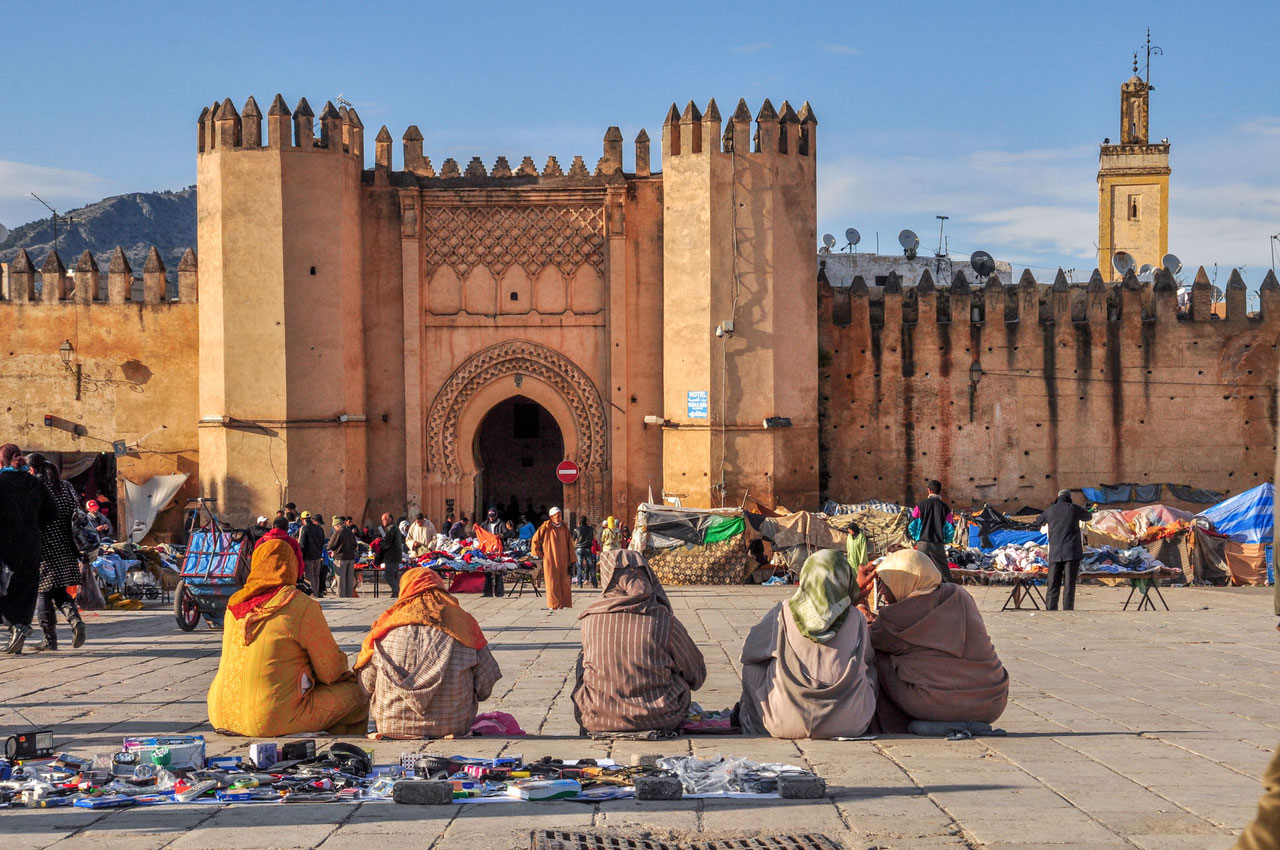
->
[643, 415, 665, 425]
[58, 339, 74, 368]
[968, 360, 983, 423]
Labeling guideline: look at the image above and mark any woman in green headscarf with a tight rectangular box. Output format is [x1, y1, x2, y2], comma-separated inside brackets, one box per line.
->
[737, 549, 878, 739]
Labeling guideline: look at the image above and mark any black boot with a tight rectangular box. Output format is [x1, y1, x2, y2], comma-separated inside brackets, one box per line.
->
[59, 601, 85, 648]
[30, 605, 58, 652]
[3, 623, 32, 655]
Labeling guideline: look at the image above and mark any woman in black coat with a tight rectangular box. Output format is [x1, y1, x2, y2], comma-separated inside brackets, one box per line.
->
[27, 453, 87, 651]
[0, 444, 58, 654]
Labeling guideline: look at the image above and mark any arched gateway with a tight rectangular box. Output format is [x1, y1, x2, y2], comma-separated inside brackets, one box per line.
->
[424, 340, 608, 523]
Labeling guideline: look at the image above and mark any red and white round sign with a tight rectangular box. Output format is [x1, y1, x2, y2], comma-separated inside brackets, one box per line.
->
[556, 460, 580, 484]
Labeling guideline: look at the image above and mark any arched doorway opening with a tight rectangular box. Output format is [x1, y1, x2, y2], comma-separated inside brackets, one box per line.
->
[473, 395, 564, 520]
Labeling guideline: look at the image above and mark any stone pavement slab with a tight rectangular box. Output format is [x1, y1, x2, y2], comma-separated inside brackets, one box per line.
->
[1, 584, 1276, 849]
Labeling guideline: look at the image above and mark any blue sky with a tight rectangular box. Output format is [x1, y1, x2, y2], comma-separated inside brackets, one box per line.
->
[2, 0, 1278, 284]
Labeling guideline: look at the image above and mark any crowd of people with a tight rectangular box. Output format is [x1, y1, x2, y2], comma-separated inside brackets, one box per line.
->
[0, 444, 102, 655]
[203, 508, 1010, 741]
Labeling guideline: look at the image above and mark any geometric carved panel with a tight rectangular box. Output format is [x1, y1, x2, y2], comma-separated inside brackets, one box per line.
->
[421, 205, 605, 279]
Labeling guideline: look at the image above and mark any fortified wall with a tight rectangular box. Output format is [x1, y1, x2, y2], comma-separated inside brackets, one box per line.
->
[818, 266, 1280, 510]
[0, 247, 199, 537]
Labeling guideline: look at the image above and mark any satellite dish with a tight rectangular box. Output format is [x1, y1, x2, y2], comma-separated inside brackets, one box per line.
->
[898, 229, 919, 253]
[1212, 286, 1224, 301]
[845, 227, 860, 247]
[1138, 263, 1154, 277]
[1161, 253, 1182, 275]
[822, 233, 836, 251]
[969, 250, 996, 278]
[0, 223, 8, 243]
[1112, 251, 1136, 276]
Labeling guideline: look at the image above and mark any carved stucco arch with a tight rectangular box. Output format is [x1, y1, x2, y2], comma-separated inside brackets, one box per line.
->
[426, 341, 609, 516]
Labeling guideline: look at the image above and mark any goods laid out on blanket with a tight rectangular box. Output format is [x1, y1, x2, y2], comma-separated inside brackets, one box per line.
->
[410, 537, 535, 574]
[0, 734, 822, 808]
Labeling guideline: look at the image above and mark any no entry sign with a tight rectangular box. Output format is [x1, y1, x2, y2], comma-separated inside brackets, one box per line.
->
[556, 460, 580, 484]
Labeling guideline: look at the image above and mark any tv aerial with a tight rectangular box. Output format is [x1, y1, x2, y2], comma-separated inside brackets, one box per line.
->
[1112, 250, 1136, 277]
[821, 233, 836, 254]
[970, 250, 996, 281]
[898, 229, 919, 258]
[845, 227, 860, 253]
[1161, 253, 1182, 275]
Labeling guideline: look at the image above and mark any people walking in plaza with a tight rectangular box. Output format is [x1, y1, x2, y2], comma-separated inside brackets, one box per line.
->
[376, 512, 404, 597]
[532, 507, 573, 610]
[573, 515, 597, 588]
[26, 454, 87, 651]
[738, 549, 877, 739]
[207, 537, 367, 737]
[572, 549, 705, 735]
[296, 511, 327, 598]
[327, 514, 358, 598]
[0, 445, 57, 655]
[1035, 490, 1091, 611]
[867, 549, 1009, 732]
[356, 567, 501, 738]
[912, 480, 954, 581]
[405, 513, 437, 557]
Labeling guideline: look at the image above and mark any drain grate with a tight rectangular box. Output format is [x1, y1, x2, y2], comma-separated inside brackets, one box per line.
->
[531, 831, 844, 850]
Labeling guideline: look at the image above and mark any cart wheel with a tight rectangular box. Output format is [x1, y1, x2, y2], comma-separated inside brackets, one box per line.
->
[174, 581, 200, 632]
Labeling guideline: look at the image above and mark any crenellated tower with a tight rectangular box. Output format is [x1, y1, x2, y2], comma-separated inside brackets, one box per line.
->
[660, 97, 819, 509]
[1098, 68, 1171, 279]
[196, 95, 368, 522]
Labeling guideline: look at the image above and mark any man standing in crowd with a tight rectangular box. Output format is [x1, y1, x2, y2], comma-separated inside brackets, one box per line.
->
[573, 514, 597, 588]
[376, 512, 404, 597]
[85, 499, 113, 542]
[532, 506, 573, 610]
[1036, 490, 1091, 611]
[296, 511, 326, 598]
[328, 515, 358, 597]
[912, 480, 954, 581]
[248, 515, 269, 544]
[517, 515, 536, 541]
[405, 513, 437, 557]
[481, 508, 507, 598]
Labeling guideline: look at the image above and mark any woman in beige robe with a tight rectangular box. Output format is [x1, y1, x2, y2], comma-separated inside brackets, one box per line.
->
[868, 549, 1009, 732]
[531, 507, 573, 610]
[738, 549, 877, 739]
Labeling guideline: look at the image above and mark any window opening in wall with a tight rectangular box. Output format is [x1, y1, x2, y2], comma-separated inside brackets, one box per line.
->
[1128, 195, 1140, 221]
[510, 291, 519, 301]
[309, 266, 317, 275]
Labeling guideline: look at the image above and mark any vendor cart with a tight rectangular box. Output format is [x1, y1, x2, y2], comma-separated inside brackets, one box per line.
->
[175, 499, 249, 631]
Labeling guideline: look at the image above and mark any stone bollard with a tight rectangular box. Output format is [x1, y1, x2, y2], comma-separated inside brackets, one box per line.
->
[392, 780, 454, 805]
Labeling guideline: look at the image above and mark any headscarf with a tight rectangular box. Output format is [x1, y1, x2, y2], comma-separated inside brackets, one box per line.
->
[788, 549, 856, 644]
[876, 548, 942, 603]
[579, 549, 670, 618]
[606, 516, 617, 530]
[226, 538, 301, 644]
[354, 567, 486, 671]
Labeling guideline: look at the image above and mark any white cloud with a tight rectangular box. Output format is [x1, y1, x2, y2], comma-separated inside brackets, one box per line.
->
[820, 43, 857, 55]
[0, 160, 111, 230]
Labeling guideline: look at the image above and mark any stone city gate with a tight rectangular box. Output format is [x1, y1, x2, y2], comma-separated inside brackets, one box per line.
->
[423, 340, 609, 523]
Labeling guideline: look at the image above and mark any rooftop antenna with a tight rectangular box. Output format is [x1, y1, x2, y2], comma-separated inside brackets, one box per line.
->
[336, 94, 353, 109]
[821, 233, 836, 254]
[1112, 250, 1136, 278]
[898, 229, 919, 260]
[844, 227, 860, 253]
[1270, 235, 1280, 275]
[1137, 28, 1163, 88]
[934, 215, 948, 257]
[29, 193, 73, 253]
[969, 250, 996, 283]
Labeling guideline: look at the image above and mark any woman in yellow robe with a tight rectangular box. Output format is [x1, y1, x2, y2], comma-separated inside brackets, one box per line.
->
[208, 537, 367, 736]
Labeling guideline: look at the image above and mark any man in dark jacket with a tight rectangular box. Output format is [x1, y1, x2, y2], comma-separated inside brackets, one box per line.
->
[296, 512, 327, 598]
[481, 508, 506, 598]
[327, 517, 358, 598]
[0, 445, 58, 654]
[913, 480, 954, 581]
[1035, 490, 1091, 611]
[376, 512, 404, 597]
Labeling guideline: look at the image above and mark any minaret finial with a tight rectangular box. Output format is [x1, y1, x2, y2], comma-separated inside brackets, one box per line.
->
[1132, 52, 1138, 75]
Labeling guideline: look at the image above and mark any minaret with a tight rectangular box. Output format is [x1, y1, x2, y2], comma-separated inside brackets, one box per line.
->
[1097, 56, 1171, 279]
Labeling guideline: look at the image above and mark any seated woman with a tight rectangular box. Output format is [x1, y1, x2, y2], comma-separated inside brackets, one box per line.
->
[573, 550, 706, 735]
[355, 567, 500, 738]
[738, 549, 877, 739]
[868, 549, 1009, 732]
[207, 537, 367, 737]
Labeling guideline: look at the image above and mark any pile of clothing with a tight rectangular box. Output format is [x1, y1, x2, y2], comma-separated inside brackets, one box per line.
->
[1081, 545, 1166, 574]
[989, 542, 1049, 574]
[413, 539, 531, 574]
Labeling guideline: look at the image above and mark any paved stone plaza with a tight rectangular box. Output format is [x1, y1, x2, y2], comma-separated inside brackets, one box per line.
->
[2, 583, 1276, 849]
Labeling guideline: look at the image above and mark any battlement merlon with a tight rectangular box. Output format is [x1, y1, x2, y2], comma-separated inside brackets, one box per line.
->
[197, 95, 364, 164]
[837, 266, 1278, 327]
[662, 97, 817, 162]
[0, 247, 197, 305]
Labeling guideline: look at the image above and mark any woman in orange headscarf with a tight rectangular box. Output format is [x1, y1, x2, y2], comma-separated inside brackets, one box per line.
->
[356, 567, 501, 738]
[207, 537, 367, 737]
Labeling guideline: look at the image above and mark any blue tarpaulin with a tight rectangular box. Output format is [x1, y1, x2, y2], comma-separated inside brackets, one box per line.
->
[968, 527, 1047, 551]
[1198, 483, 1274, 544]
